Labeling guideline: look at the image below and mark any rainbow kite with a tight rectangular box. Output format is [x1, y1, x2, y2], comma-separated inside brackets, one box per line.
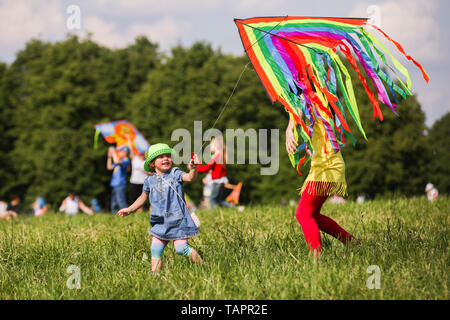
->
[234, 16, 428, 174]
[94, 120, 150, 155]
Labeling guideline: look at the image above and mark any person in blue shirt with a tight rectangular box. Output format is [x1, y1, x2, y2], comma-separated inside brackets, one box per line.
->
[118, 143, 202, 275]
[91, 198, 101, 213]
[107, 145, 130, 213]
[31, 195, 49, 217]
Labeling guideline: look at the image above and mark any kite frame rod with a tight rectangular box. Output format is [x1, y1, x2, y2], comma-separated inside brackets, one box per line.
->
[235, 19, 321, 53]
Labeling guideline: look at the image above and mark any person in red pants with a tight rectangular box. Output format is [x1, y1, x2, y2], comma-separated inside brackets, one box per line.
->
[286, 114, 360, 257]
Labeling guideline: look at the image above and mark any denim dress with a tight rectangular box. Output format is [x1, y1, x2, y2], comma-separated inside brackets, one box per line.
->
[143, 167, 199, 241]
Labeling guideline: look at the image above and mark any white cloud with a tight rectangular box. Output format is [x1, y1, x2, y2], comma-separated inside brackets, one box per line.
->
[0, 0, 64, 57]
[128, 17, 191, 50]
[82, 15, 191, 50]
[88, 0, 223, 15]
[350, 0, 440, 62]
[83, 16, 126, 48]
[234, 0, 288, 12]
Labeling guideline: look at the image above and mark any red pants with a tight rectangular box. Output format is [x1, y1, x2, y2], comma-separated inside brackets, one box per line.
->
[296, 192, 354, 255]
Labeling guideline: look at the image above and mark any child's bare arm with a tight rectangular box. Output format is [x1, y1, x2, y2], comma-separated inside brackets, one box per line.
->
[79, 200, 94, 215]
[286, 118, 298, 155]
[182, 159, 198, 182]
[224, 183, 236, 190]
[118, 192, 148, 216]
[107, 147, 116, 170]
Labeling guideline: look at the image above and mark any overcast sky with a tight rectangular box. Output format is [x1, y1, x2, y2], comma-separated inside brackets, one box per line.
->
[1, 0, 448, 126]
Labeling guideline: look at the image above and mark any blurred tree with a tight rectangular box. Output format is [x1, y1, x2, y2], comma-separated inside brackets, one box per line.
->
[0, 36, 432, 208]
[0, 62, 16, 198]
[4, 36, 160, 208]
[427, 112, 450, 194]
[126, 42, 303, 204]
[342, 86, 429, 198]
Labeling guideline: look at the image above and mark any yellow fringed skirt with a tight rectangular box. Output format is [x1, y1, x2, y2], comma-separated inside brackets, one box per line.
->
[300, 121, 347, 197]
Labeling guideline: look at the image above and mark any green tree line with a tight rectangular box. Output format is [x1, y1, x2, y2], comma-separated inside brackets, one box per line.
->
[0, 35, 447, 210]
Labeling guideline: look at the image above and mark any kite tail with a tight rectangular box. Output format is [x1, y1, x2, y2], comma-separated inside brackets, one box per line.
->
[94, 129, 100, 150]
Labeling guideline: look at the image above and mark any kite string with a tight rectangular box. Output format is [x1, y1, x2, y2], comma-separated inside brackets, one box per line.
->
[200, 17, 289, 150]
[201, 61, 250, 149]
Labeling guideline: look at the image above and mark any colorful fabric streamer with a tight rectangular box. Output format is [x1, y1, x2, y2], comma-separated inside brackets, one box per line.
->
[94, 120, 150, 155]
[234, 16, 428, 174]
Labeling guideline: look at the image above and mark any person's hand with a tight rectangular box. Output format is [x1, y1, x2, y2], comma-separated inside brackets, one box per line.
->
[187, 159, 197, 171]
[286, 125, 298, 156]
[117, 208, 132, 217]
[108, 146, 115, 157]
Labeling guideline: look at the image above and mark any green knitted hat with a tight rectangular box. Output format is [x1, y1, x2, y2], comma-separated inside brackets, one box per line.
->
[144, 143, 175, 171]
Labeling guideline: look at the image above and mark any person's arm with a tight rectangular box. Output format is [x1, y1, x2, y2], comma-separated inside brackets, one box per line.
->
[196, 154, 218, 173]
[117, 192, 149, 217]
[59, 199, 66, 212]
[182, 159, 198, 182]
[286, 118, 298, 156]
[224, 183, 237, 190]
[125, 135, 135, 159]
[79, 200, 94, 216]
[107, 147, 115, 170]
[6, 210, 18, 218]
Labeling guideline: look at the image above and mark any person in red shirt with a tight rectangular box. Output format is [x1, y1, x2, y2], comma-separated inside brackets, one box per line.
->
[197, 136, 232, 208]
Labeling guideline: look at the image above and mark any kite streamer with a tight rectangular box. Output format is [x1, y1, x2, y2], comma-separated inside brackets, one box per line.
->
[94, 120, 150, 155]
[234, 16, 428, 174]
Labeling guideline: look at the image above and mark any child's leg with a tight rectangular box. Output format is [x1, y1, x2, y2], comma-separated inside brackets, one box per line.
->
[174, 239, 203, 264]
[315, 213, 355, 244]
[296, 192, 328, 256]
[151, 237, 168, 273]
[209, 183, 221, 209]
[111, 188, 118, 213]
[116, 185, 128, 210]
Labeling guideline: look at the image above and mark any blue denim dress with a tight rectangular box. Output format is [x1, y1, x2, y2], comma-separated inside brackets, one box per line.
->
[143, 167, 199, 240]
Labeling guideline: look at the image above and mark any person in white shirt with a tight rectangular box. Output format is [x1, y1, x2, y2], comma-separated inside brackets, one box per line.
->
[59, 192, 93, 216]
[425, 183, 439, 201]
[129, 152, 150, 212]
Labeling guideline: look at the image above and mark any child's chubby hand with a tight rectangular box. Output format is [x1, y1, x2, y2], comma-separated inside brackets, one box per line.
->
[187, 159, 197, 171]
[117, 208, 132, 217]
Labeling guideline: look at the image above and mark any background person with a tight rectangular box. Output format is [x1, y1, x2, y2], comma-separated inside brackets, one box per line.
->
[107, 145, 130, 213]
[425, 183, 439, 201]
[31, 195, 49, 217]
[91, 198, 101, 213]
[4, 195, 20, 219]
[197, 136, 231, 208]
[59, 192, 93, 216]
[0, 199, 16, 220]
[129, 151, 149, 212]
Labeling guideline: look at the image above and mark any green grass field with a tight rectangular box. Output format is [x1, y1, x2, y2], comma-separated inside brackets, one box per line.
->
[0, 197, 448, 300]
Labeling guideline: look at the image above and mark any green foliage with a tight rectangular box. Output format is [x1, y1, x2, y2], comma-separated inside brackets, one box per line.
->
[0, 35, 445, 209]
[342, 92, 429, 198]
[125, 42, 301, 204]
[2, 36, 159, 207]
[427, 112, 450, 193]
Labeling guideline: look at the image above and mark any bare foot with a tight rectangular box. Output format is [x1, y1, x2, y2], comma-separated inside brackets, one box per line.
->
[190, 250, 203, 265]
[152, 259, 163, 273]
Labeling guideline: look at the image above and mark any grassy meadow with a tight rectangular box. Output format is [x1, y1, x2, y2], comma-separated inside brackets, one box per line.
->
[0, 197, 448, 300]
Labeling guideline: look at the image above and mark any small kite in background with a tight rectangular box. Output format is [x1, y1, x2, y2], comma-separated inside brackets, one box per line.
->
[94, 120, 150, 154]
